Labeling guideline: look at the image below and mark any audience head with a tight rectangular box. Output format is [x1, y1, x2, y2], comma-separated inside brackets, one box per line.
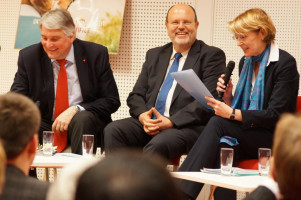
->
[0, 92, 40, 160]
[165, 4, 199, 53]
[0, 140, 6, 194]
[228, 8, 276, 44]
[39, 8, 75, 60]
[272, 114, 301, 200]
[75, 151, 184, 200]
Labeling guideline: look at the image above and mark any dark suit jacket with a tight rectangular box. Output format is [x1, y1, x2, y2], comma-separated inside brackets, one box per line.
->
[127, 40, 226, 127]
[239, 49, 299, 130]
[0, 165, 50, 200]
[243, 186, 276, 200]
[11, 39, 120, 124]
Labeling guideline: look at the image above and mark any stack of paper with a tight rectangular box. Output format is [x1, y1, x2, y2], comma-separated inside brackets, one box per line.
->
[201, 167, 259, 176]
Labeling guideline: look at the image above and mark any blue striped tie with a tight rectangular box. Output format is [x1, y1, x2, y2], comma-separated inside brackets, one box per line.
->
[155, 53, 182, 117]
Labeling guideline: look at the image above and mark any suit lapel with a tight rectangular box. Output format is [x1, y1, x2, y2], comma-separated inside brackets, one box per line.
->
[41, 50, 55, 116]
[152, 47, 173, 100]
[171, 40, 201, 103]
[73, 39, 89, 99]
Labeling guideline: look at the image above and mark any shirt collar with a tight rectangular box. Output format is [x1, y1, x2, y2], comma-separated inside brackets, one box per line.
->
[51, 44, 75, 64]
[267, 42, 279, 66]
[171, 47, 189, 60]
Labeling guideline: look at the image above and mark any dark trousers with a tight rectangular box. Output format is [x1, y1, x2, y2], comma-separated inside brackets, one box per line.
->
[39, 111, 107, 154]
[178, 116, 274, 199]
[104, 117, 204, 160]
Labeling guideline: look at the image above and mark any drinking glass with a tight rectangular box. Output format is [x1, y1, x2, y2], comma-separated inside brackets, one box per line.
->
[220, 148, 234, 175]
[82, 134, 94, 158]
[258, 148, 271, 176]
[43, 131, 54, 156]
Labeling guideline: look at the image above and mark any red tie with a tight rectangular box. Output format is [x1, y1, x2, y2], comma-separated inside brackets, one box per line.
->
[53, 59, 69, 152]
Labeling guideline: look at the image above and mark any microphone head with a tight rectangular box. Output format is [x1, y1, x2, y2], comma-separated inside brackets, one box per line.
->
[227, 61, 235, 71]
[218, 60, 235, 101]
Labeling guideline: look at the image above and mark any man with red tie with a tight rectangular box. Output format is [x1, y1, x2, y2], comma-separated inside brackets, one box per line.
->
[11, 8, 120, 154]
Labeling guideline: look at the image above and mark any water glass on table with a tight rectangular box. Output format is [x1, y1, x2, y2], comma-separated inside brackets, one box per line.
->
[43, 131, 54, 156]
[258, 148, 271, 176]
[82, 134, 94, 158]
[220, 148, 234, 175]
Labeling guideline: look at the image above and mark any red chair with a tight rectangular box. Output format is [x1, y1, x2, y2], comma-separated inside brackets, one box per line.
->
[169, 155, 186, 171]
[297, 96, 301, 112]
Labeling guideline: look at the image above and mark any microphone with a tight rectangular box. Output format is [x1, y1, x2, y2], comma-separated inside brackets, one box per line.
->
[218, 61, 235, 101]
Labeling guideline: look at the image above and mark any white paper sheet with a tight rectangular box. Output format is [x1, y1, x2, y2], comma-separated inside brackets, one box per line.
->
[171, 69, 214, 110]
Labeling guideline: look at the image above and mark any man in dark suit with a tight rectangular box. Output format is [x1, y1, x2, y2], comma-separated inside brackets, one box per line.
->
[104, 4, 226, 160]
[0, 93, 50, 200]
[11, 9, 120, 154]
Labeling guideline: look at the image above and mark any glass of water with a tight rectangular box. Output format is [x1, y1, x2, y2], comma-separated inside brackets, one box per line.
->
[258, 148, 271, 176]
[43, 131, 54, 156]
[82, 134, 94, 158]
[220, 148, 234, 175]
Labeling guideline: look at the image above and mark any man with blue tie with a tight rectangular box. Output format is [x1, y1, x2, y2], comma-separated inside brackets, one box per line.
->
[104, 4, 226, 160]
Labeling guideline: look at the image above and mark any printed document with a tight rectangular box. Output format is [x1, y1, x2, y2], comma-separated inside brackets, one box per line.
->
[171, 69, 213, 110]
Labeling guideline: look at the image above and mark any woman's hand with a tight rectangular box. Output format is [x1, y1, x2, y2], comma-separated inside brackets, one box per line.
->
[205, 96, 242, 121]
[205, 96, 232, 118]
[216, 74, 233, 106]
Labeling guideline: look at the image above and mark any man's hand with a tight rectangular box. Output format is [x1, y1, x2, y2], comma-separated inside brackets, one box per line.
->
[152, 108, 173, 130]
[138, 108, 174, 135]
[138, 108, 161, 135]
[52, 106, 78, 134]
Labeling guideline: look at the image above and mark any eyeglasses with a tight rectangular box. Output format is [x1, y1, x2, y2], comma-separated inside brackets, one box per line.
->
[232, 29, 260, 42]
[168, 21, 194, 26]
[232, 35, 247, 42]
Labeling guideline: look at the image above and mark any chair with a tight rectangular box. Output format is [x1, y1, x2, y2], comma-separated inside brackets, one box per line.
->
[297, 96, 301, 112]
[169, 155, 186, 171]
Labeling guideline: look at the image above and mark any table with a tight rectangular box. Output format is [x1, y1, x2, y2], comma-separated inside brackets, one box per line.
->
[171, 171, 269, 193]
[31, 153, 88, 181]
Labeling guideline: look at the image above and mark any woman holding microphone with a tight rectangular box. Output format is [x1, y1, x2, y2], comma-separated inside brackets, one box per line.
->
[178, 8, 299, 200]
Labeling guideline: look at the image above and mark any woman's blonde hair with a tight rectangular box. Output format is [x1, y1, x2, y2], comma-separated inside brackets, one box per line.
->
[227, 8, 276, 44]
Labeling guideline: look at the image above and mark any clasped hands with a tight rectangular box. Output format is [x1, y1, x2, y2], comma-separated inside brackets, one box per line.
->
[52, 106, 78, 134]
[138, 107, 173, 135]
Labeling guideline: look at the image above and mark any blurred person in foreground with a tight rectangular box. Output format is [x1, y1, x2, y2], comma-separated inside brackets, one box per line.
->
[0, 93, 50, 200]
[178, 8, 299, 200]
[244, 114, 301, 200]
[47, 151, 185, 200]
[0, 140, 6, 195]
[104, 4, 226, 161]
[11, 8, 120, 154]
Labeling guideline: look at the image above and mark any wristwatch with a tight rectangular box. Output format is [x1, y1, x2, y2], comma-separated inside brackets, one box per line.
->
[75, 105, 80, 113]
[230, 109, 235, 120]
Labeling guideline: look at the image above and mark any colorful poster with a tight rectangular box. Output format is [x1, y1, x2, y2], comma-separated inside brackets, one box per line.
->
[15, 0, 126, 54]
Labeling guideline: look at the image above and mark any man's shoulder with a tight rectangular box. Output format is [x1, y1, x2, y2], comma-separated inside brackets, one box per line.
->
[146, 42, 172, 53]
[20, 42, 44, 56]
[194, 39, 225, 54]
[1, 165, 50, 200]
[243, 186, 276, 200]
